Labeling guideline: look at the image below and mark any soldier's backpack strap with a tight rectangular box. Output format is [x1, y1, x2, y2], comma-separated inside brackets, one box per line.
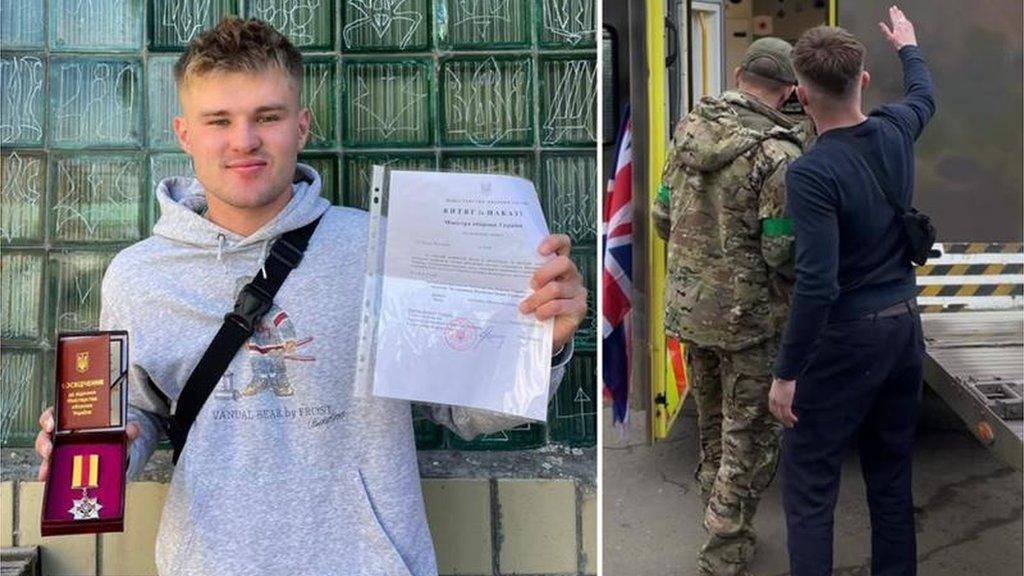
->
[167, 215, 323, 464]
[764, 124, 805, 149]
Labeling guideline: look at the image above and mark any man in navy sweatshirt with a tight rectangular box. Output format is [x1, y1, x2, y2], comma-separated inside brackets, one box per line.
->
[767, 7, 935, 576]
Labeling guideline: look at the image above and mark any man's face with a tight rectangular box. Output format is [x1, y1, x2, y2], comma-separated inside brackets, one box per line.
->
[173, 68, 310, 214]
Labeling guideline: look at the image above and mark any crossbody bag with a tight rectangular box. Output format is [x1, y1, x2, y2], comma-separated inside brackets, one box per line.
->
[166, 216, 322, 463]
[842, 137, 938, 266]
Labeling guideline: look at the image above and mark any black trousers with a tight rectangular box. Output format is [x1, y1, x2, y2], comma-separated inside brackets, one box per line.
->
[782, 310, 923, 576]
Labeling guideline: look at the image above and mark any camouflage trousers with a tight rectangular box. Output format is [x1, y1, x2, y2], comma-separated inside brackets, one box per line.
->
[685, 339, 782, 576]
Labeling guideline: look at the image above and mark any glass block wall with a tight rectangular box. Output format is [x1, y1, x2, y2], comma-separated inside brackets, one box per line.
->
[1, 0, 598, 450]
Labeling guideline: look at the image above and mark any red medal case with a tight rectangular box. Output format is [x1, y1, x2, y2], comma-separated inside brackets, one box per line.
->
[41, 331, 129, 536]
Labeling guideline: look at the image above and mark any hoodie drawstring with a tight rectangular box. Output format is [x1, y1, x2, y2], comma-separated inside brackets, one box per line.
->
[260, 239, 271, 279]
[216, 234, 225, 262]
[214, 235, 271, 278]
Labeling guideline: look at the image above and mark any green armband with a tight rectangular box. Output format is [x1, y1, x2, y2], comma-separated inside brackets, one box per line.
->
[762, 217, 793, 237]
[657, 183, 671, 205]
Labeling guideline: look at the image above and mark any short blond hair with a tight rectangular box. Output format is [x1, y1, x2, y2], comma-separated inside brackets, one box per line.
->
[792, 26, 866, 98]
[173, 17, 303, 90]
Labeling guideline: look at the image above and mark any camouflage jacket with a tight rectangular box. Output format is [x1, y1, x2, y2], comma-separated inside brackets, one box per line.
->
[654, 91, 804, 351]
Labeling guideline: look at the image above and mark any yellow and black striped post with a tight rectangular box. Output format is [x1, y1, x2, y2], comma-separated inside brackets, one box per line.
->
[916, 243, 1024, 313]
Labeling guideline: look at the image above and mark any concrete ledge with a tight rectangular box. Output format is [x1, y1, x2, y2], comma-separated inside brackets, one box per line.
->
[1, 477, 592, 576]
[497, 479, 578, 575]
[581, 488, 597, 575]
[17, 482, 96, 576]
[0, 546, 40, 576]
[422, 479, 491, 575]
[99, 483, 166, 576]
[1, 482, 13, 548]
[2, 447, 597, 486]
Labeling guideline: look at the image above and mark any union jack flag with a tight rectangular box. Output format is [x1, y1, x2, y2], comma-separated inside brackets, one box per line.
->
[602, 108, 633, 425]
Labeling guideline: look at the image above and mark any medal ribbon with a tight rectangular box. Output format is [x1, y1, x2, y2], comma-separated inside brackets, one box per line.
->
[71, 454, 99, 490]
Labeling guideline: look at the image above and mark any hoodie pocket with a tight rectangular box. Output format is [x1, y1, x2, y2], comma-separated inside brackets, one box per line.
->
[162, 465, 415, 576]
[347, 468, 416, 576]
[162, 469, 213, 576]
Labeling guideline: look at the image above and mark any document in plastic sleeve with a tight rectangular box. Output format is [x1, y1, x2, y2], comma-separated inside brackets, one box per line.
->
[363, 169, 554, 420]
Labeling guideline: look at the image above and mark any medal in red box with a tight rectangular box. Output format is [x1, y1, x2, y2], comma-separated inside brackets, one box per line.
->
[41, 331, 129, 537]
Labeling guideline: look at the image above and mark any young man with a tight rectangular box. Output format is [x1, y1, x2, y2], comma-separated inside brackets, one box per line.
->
[769, 7, 935, 575]
[655, 38, 804, 576]
[34, 18, 587, 575]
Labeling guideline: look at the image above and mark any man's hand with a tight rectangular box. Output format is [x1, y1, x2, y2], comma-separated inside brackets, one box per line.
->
[519, 234, 587, 352]
[36, 406, 141, 481]
[879, 5, 917, 50]
[769, 377, 799, 428]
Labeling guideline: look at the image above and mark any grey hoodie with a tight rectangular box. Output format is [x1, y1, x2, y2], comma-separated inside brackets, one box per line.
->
[100, 164, 569, 575]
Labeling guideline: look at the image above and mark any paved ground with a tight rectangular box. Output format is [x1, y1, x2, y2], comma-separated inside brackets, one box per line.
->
[603, 392, 1024, 575]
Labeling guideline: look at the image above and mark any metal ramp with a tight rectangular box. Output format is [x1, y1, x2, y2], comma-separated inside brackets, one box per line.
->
[922, 311, 1023, 470]
[918, 243, 1024, 471]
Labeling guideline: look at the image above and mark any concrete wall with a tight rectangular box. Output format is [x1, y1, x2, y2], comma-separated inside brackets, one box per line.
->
[1, 478, 596, 576]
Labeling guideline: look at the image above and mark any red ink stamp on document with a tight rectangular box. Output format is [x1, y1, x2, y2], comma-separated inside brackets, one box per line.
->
[444, 318, 478, 351]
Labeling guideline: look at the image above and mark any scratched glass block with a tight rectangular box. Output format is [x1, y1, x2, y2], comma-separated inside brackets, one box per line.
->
[51, 155, 145, 242]
[149, 153, 194, 191]
[149, 153, 194, 232]
[49, 251, 117, 333]
[341, 0, 429, 52]
[602, 29, 617, 143]
[342, 60, 432, 147]
[146, 56, 184, 150]
[540, 152, 596, 244]
[1, 0, 44, 48]
[441, 153, 535, 182]
[49, 58, 142, 148]
[0, 350, 45, 446]
[244, 0, 334, 49]
[343, 153, 435, 210]
[540, 56, 597, 145]
[0, 55, 45, 147]
[538, 0, 596, 47]
[440, 57, 533, 147]
[150, 0, 239, 51]
[447, 420, 546, 450]
[411, 404, 444, 450]
[548, 351, 596, 445]
[298, 153, 339, 205]
[50, 0, 143, 51]
[301, 58, 338, 149]
[571, 246, 596, 350]
[1, 252, 45, 341]
[442, 0, 530, 49]
[1, 152, 46, 244]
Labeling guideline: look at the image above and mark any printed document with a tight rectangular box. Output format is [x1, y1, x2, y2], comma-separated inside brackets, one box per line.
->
[371, 170, 554, 420]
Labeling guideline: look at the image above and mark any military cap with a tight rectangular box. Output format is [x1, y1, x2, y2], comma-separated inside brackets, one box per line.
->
[741, 37, 797, 85]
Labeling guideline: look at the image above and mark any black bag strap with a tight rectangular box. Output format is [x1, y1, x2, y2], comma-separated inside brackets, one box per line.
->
[167, 215, 322, 463]
[861, 152, 909, 217]
[827, 135, 910, 291]
[837, 134, 909, 217]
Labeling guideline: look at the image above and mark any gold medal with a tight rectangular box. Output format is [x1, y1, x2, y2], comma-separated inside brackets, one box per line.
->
[69, 454, 102, 520]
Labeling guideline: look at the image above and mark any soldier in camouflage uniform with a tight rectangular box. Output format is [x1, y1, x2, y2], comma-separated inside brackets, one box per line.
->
[653, 38, 805, 576]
